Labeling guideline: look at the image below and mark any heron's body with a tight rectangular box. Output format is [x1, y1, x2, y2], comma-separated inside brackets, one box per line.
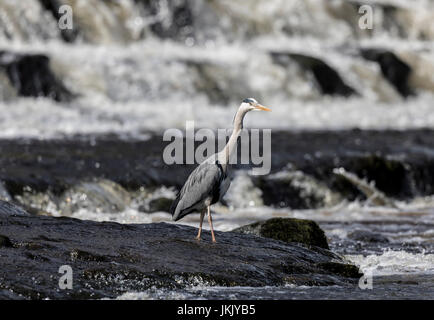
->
[171, 160, 230, 222]
[170, 98, 270, 242]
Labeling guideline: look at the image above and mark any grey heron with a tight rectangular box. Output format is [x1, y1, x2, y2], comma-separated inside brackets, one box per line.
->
[170, 98, 271, 242]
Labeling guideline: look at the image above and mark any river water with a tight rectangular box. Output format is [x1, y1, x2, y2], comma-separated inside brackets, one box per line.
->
[0, 0, 433, 299]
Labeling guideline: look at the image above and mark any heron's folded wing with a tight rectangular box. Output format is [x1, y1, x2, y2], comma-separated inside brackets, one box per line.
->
[173, 163, 222, 214]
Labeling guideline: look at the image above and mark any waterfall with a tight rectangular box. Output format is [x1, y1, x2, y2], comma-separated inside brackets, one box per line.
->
[0, 0, 433, 138]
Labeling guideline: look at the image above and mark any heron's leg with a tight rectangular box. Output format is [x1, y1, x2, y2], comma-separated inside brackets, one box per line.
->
[207, 206, 216, 243]
[195, 210, 205, 240]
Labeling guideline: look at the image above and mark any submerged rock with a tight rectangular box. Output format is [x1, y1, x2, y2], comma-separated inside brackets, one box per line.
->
[140, 197, 173, 213]
[340, 154, 410, 199]
[348, 230, 390, 243]
[333, 167, 397, 207]
[233, 218, 330, 249]
[270, 52, 357, 97]
[135, 186, 177, 213]
[0, 207, 360, 299]
[59, 179, 131, 215]
[0, 51, 74, 102]
[253, 169, 342, 209]
[360, 49, 414, 97]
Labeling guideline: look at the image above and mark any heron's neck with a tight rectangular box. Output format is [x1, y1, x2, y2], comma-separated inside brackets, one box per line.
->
[218, 107, 247, 168]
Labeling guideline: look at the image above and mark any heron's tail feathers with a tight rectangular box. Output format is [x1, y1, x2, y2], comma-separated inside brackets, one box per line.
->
[170, 193, 181, 221]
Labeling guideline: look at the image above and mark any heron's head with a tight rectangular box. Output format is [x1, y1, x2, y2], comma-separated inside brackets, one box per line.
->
[240, 98, 271, 113]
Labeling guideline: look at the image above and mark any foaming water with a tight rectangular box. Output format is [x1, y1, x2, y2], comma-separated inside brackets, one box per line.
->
[2, 95, 434, 139]
[347, 249, 434, 276]
[113, 275, 434, 299]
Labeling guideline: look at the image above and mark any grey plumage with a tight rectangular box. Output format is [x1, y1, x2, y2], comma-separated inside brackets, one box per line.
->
[171, 161, 229, 221]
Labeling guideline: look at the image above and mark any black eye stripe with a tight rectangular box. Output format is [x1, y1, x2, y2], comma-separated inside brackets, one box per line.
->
[242, 98, 255, 104]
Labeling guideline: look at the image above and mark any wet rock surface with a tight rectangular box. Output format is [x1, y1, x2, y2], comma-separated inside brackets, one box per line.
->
[0, 201, 360, 299]
[233, 218, 330, 249]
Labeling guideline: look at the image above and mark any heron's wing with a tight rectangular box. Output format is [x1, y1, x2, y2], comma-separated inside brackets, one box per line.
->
[171, 162, 223, 219]
[219, 175, 231, 200]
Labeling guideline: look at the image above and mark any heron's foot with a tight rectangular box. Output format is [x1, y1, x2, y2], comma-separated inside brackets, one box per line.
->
[211, 238, 216, 243]
[195, 235, 201, 241]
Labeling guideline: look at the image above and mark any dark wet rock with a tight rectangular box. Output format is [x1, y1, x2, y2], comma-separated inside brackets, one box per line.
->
[333, 167, 397, 207]
[340, 154, 409, 199]
[141, 197, 173, 213]
[255, 175, 318, 209]
[0, 135, 195, 196]
[348, 230, 390, 243]
[271, 52, 357, 97]
[233, 218, 330, 250]
[59, 179, 131, 215]
[39, 0, 79, 42]
[0, 235, 13, 248]
[135, 187, 176, 213]
[315, 261, 360, 279]
[252, 169, 342, 209]
[0, 51, 74, 102]
[0, 209, 360, 299]
[360, 49, 414, 97]
[267, 130, 434, 201]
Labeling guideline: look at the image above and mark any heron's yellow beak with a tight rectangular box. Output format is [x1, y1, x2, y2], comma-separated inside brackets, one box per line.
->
[255, 104, 271, 111]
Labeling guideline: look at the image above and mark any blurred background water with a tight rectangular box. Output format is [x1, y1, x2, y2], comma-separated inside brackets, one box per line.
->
[0, 0, 433, 137]
[0, 0, 433, 299]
